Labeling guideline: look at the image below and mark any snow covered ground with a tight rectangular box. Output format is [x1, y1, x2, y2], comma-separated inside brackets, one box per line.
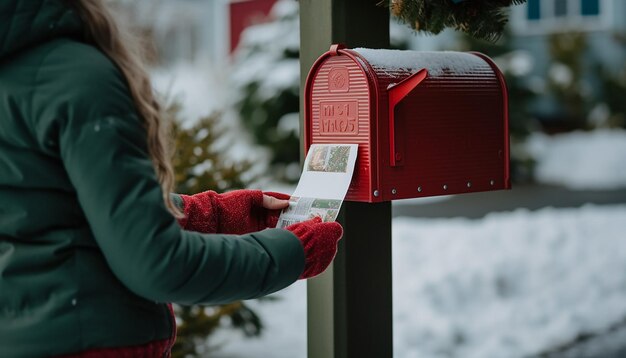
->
[392, 206, 626, 358]
[526, 130, 626, 190]
[209, 124, 626, 358]
[212, 204, 626, 358]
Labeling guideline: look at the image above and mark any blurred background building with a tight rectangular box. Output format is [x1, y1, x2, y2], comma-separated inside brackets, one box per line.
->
[114, 0, 278, 66]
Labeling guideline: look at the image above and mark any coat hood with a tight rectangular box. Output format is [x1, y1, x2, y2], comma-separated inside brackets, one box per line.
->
[0, 0, 83, 61]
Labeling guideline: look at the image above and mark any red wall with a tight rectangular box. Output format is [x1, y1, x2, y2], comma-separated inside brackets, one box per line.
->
[229, 0, 277, 53]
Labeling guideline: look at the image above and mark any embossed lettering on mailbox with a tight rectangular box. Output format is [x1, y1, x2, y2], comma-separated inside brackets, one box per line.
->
[319, 101, 358, 135]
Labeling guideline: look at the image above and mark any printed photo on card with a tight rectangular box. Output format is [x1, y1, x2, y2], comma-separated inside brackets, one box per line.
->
[277, 144, 358, 229]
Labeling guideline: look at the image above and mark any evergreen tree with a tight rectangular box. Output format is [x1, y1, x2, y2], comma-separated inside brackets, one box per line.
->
[231, 0, 301, 182]
[170, 107, 254, 194]
[389, 0, 527, 42]
[594, 34, 626, 128]
[545, 32, 589, 131]
[597, 64, 626, 128]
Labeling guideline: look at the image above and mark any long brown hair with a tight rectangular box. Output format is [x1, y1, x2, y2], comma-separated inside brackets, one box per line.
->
[71, 0, 182, 218]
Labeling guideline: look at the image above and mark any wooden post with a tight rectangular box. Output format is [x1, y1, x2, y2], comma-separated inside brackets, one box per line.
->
[299, 1, 392, 357]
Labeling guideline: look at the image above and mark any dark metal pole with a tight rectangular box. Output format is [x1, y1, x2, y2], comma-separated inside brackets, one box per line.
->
[299, 1, 391, 357]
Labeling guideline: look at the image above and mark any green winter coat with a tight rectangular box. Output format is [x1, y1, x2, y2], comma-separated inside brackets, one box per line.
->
[0, 1, 304, 357]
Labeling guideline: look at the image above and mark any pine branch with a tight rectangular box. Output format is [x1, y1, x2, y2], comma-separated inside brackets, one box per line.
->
[389, 0, 527, 42]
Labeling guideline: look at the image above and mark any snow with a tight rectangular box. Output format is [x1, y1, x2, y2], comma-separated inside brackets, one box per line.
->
[393, 206, 626, 358]
[526, 129, 626, 190]
[138, 3, 626, 355]
[150, 62, 272, 177]
[212, 204, 626, 358]
[493, 50, 534, 77]
[231, 0, 300, 96]
[269, 0, 299, 19]
[508, 51, 534, 77]
[389, 19, 415, 49]
[230, 52, 299, 102]
[277, 112, 300, 136]
[392, 195, 454, 206]
[211, 280, 307, 358]
[353, 48, 488, 76]
[548, 63, 574, 87]
[151, 61, 226, 127]
[228, 0, 300, 121]
[253, 59, 300, 101]
[587, 103, 611, 128]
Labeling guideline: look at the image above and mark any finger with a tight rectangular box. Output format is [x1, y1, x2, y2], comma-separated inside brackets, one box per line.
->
[263, 191, 291, 201]
[262, 194, 290, 210]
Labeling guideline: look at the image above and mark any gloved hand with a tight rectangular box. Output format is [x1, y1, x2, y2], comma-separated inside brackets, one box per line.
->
[217, 190, 291, 234]
[178, 190, 290, 234]
[286, 217, 343, 279]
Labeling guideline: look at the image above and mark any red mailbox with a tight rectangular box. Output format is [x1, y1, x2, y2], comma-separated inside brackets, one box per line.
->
[304, 44, 510, 202]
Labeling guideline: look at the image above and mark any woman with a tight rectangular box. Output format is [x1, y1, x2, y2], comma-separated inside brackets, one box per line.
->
[0, 0, 342, 357]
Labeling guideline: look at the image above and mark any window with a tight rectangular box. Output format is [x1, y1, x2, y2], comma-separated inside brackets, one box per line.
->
[581, 0, 600, 16]
[518, 0, 610, 34]
[527, 0, 541, 19]
[525, 0, 603, 20]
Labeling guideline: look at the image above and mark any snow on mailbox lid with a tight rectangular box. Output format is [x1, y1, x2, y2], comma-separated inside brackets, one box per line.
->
[304, 44, 510, 203]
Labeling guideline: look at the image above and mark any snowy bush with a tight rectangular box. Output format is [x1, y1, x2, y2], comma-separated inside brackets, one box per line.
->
[230, 0, 301, 182]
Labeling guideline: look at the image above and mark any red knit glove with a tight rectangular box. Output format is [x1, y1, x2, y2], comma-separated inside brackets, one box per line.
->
[286, 217, 343, 279]
[178, 190, 290, 234]
[177, 191, 219, 233]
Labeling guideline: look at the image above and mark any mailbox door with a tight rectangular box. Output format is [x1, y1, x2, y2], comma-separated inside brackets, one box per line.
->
[305, 50, 379, 202]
